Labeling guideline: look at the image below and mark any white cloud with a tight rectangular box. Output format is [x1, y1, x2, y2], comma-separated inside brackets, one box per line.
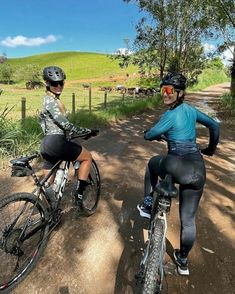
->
[0, 35, 59, 47]
[221, 46, 234, 64]
[203, 43, 216, 55]
[203, 43, 234, 66]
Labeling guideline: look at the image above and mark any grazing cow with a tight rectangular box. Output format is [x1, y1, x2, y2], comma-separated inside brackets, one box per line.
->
[116, 85, 126, 94]
[136, 87, 160, 96]
[99, 86, 112, 92]
[127, 87, 137, 95]
[25, 81, 44, 90]
[82, 84, 90, 89]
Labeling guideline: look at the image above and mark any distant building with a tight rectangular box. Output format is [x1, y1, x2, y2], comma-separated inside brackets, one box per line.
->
[115, 48, 133, 56]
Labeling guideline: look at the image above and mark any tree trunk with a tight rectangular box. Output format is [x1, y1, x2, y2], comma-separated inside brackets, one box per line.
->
[231, 47, 235, 100]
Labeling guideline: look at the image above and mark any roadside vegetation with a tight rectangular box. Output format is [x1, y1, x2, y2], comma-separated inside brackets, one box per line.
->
[217, 93, 235, 126]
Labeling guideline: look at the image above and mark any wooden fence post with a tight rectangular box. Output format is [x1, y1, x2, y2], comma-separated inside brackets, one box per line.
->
[104, 90, 107, 109]
[89, 86, 92, 113]
[72, 93, 76, 114]
[122, 93, 125, 102]
[21, 97, 26, 121]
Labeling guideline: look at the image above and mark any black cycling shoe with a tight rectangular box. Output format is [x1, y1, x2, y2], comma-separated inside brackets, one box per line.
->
[137, 203, 151, 219]
[173, 249, 189, 275]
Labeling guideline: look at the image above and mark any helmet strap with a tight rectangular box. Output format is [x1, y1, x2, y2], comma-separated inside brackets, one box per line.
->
[170, 92, 183, 110]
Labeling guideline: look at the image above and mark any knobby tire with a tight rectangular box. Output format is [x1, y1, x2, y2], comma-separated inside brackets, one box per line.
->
[142, 218, 165, 294]
[81, 159, 101, 216]
[0, 193, 49, 293]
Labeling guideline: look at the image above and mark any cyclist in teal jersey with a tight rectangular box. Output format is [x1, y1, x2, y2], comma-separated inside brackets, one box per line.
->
[137, 73, 220, 275]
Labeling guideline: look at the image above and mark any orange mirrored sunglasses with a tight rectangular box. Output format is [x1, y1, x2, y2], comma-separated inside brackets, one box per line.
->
[161, 86, 175, 95]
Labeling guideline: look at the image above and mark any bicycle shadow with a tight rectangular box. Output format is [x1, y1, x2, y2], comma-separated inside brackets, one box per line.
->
[112, 184, 178, 294]
[112, 185, 146, 294]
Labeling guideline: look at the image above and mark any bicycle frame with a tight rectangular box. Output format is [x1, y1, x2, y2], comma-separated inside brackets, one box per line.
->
[31, 160, 71, 209]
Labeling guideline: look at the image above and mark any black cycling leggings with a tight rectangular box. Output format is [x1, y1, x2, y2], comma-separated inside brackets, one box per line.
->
[145, 152, 206, 258]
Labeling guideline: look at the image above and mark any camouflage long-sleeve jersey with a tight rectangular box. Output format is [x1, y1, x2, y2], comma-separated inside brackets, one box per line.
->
[39, 93, 91, 136]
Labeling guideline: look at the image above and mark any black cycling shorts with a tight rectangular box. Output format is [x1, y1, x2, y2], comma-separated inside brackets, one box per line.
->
[40, 135, 82, 169]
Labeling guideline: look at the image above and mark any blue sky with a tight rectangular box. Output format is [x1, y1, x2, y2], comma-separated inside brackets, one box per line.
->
[0, 0, 233, 63]
[0, 0, 142, 58]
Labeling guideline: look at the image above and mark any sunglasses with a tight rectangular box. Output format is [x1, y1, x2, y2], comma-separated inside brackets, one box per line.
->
[50, 81, 64, 87]
[161, 86, 175, 95]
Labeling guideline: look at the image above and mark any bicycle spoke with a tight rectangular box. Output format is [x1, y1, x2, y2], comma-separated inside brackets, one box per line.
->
[81, 160, 100, 216]
[0, 193, 49, 292]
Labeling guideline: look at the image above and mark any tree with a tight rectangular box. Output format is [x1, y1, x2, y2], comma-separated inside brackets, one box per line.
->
[123, 0, 212, 81]
[203, 0, 235, 98]
[0, 63, 14, 84]
[15, 64, 43, 89]
[0, 53, 7, 64]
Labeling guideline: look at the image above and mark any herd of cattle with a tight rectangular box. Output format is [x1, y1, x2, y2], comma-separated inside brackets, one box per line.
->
[82, 84, 160, 96]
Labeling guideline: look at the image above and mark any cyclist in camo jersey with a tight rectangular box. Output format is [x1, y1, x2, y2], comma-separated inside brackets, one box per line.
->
[39, 66, 98, 205]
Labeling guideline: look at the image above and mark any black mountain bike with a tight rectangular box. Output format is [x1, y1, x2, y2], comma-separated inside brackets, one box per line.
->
[135, 174, 178, 294]
[0, 134, 101, 293]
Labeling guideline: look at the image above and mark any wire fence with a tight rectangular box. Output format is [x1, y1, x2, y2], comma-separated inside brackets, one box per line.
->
[17, 87, 157, 121]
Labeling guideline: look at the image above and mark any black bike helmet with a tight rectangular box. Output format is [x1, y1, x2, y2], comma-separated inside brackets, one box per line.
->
[160, 73, 187, 90]
[43, 66, 66, 82]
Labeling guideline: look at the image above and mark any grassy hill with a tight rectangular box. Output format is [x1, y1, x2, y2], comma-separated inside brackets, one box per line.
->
[8, 51, 137, 81]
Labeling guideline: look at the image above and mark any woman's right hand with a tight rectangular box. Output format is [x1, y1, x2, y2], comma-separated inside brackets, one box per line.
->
[83, 129, 99, 140]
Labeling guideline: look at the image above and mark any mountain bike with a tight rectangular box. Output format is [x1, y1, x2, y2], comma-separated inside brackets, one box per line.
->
[135, 173, 178, 294]
[0, 134, 101, 293]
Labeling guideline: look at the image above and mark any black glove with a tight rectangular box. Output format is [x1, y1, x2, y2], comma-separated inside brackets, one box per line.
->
[83, 129, 99, 140]
[144, 129, 150, 134]
[155, 136, 164, 142]
[90, 129, 99, 137]
[200, 147, 215, 156]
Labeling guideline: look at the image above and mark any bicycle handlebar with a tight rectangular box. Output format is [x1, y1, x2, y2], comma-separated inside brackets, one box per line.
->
[68, 129, 99, 141]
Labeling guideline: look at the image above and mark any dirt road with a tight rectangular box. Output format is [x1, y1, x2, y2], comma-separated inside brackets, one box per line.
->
[0, 82, 234, 294]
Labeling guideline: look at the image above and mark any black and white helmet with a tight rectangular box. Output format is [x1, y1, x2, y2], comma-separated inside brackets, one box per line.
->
[43, 66, 66, 82]
[161, 73, 187, 90]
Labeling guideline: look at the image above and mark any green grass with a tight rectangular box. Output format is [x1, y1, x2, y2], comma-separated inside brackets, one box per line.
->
[8, 51, 137, 81]
[220, 93, 235, 109]
[188, 68, 229, 92]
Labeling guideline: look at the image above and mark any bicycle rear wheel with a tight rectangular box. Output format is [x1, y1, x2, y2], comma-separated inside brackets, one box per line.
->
[0, 193, 49, 293]
[82, 159, 101, 216]
[142, 217, 165, 294]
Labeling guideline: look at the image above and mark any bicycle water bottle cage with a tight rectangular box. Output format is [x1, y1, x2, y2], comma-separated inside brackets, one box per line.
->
[155, 174, 178, 198]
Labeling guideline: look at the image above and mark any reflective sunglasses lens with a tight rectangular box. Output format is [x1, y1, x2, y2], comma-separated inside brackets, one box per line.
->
[50, 81, 64, 87]
[161, 86, 174, 95]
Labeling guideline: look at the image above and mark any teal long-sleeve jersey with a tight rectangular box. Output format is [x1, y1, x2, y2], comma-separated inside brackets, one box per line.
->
[144, 102, 220, 151]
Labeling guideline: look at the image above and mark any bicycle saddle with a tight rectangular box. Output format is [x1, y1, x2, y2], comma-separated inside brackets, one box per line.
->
[10, 153, 40, 167]
[155, 174, 178, 198]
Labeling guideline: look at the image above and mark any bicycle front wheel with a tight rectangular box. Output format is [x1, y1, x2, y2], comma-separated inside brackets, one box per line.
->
[142, 217, 166, 294]
[82, 159, 101, 216]
[0, 193, 49, 293]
